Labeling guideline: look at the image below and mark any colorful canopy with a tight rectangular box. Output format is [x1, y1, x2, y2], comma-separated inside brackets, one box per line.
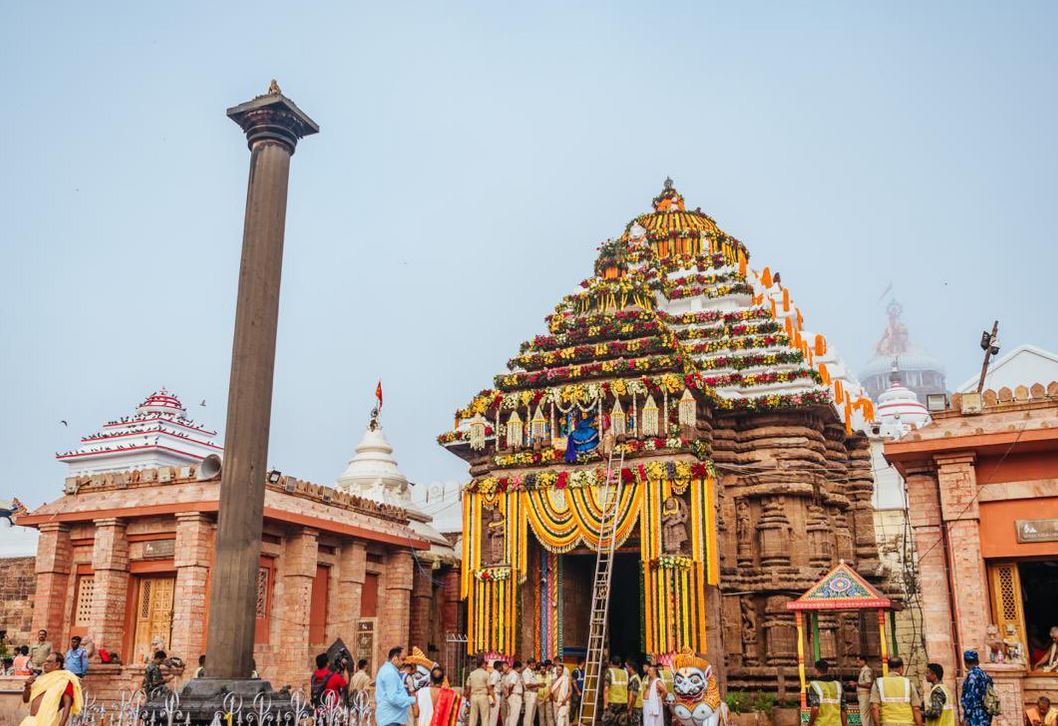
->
[786, 561, 891, 611]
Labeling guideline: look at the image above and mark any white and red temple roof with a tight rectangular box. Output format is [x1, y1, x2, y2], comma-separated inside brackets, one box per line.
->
[56, 388, 221, 475]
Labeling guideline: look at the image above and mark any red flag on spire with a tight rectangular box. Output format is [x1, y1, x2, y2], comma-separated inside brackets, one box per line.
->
[375, 380, 383, 411]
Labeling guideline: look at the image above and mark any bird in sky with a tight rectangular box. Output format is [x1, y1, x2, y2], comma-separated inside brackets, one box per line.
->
[60, 420, 68, 427]
[200, 399, 207, 407]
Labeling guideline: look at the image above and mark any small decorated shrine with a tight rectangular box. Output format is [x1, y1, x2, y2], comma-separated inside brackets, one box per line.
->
[787, 562, 896, 722]
[440, 181, 885, 686]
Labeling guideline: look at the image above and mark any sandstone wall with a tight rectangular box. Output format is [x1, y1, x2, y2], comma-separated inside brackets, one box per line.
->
[0, 557, 35, 648]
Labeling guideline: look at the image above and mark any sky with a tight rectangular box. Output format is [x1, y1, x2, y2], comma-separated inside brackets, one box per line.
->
[2, 2, 1057, 551]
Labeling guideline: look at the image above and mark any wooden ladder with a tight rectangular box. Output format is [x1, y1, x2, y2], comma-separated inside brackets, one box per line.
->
[577, 444, 625, 726]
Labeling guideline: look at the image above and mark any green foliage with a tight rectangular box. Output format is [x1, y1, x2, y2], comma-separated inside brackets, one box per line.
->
[752, 692, 777, 715]
[725, 691, 750, 714]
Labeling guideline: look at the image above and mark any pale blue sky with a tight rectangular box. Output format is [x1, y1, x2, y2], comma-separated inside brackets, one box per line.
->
[2, 3, 1057, 535]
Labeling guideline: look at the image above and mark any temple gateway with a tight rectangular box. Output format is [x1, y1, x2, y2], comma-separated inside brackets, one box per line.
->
[439, 180, 886, 692]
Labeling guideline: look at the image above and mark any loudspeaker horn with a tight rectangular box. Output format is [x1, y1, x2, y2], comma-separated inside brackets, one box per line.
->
[197, 454, 222, 480]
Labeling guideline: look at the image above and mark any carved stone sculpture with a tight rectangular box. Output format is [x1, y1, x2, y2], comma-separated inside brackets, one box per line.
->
[662, 495, 690, 554]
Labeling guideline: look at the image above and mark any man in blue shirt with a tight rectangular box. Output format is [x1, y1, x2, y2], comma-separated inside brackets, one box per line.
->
[376, 646, 417, 726]
[960, 650, 994, 726]
[63, 636, 88, 677]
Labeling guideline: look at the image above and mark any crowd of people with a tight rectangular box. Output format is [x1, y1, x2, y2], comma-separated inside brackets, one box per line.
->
[5, 631, 1058, 726]
[806, 650, 1057, 726]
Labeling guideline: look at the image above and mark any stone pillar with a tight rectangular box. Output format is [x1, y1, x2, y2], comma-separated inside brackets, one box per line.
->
[439, 566, 462, 637]
[409, 559, 434, 650]
[276, 528, 318, 687]
[379, 550, 414, 664]
[934, 453, 989, 659]
[334, 541, 366, 647]
[89, 518, 129, 652]
[904, 464, 958, 686]
[171, 513, 214, 662]
[31, 523, 72, 638]
[204, 87, 318, 681]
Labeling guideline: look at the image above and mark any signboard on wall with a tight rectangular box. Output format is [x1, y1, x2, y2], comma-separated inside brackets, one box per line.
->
[1016, 519, 1058, 543]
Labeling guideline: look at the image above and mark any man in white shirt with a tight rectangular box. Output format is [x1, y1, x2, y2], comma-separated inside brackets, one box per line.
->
[522, 660, 543, 726]
[550, 663, 572, 726]
[490, 661, 509, 726]
[505, 661, 526, 726]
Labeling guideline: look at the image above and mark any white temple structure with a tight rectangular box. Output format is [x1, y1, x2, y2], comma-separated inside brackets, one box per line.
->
[861, 300, 946, 405]
[336, 415, 457, 563]
[56, 388, 222, 475]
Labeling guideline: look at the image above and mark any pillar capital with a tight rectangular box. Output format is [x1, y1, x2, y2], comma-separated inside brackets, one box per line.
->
[227, 84, 319, 155]
[37, 521, 70, 535]
[93, 517, 126, 529]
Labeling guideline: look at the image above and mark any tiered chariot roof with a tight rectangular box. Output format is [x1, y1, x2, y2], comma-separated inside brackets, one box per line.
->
[439, 180, 873, 466]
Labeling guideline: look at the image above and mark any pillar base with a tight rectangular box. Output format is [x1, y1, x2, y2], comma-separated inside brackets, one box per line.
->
[145, 678, 301, 725]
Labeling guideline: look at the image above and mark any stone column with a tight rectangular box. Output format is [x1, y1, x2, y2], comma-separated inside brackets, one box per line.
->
[31, 523, 72, 638]
[276, 528, 319, 688]
[439, 566, 462, 637]
[409, 559, 434, 650]
[171, 513, 214, 662]
[204, 86, 318, 681]
[379, 550, 414, 665]
[89, 518, 129, 652]
[334, 541, 366, 647]
[846, 434, 881, 569]
[934, 453, 988, 661]
[904, 463, 958, 687]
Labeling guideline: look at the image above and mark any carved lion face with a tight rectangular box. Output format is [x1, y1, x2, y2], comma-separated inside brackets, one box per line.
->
[673, 666, 707, 699]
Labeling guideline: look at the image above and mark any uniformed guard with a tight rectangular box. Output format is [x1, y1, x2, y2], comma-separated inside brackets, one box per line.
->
[808, 660, 847, 726]
[603, 656, 630, 726]
[923, 663, 954, 726]
[870, 657, 923, 726]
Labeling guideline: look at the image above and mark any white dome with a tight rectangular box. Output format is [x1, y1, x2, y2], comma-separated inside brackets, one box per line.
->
[862, 346, 945, 380]
[875, 380, 930, 437]
[335, 424, 409, 504]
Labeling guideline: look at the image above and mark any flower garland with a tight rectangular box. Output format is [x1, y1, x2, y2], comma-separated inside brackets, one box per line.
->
[656, 270, 742, 290]
[696, 350, 805, 371]
[665, 282, 754, 300]
[474, 567, 512, 582]
[667, 320, 783, 343]
[455, 372, 709, 419]
[495, 354, 688, 391]
[651, 555, 694, 570]
[713, 388, 832, 411]
[546, 308, 656, 335]
[490, 436, 709, 470]
[523, 320, 664, 353]
[682, 333, 790, 353]
[437, 425, 494, 445]
[467, 459, 715, 495]
[509, 335, 674, 372]
[657, 308, 772, 326]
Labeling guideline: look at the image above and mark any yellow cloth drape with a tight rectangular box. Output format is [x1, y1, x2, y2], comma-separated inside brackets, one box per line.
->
[19, 670, 83, 726]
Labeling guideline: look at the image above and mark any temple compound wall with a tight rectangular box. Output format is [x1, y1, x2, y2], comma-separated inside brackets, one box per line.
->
[13, 466, 460, 701]
[886, 383, 1058, 723]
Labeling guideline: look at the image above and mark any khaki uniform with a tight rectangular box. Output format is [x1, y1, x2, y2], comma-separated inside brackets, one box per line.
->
[857, 666, 874, 726]
[505, 671, 525, 726]
[523, 669, 541, 726]
[467, 668, 492, 726]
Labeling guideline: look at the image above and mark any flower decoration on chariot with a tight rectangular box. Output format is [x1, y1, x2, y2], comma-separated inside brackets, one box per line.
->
[652, 177, 686, 213]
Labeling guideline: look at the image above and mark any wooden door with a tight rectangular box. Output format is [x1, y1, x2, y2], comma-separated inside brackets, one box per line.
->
[988, 562, 1027, 656]
[133, 576, 176, 663]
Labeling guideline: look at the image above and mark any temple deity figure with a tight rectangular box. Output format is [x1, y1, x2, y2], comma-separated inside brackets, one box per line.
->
[405, 647, 440, 726]
[735, 499, 752, 561]
[740, 598, 758, 664]
[564, 411, 600, 463]
[482, 506, 506, 565]
[670, 648, 723, 726]
[662, 496, 689, 554]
